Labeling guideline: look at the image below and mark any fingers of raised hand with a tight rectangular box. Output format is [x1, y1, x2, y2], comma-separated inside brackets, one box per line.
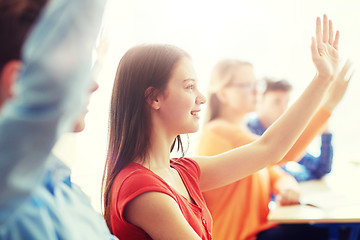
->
[322, 14, 329, 43]
[328, 21, 339, 51]
[315, 16, 328, 56]
[329, 20, 334, 45]
[333, 30, 340, 50]
[327, 16, 340, 50]
[316, 17, 322, 46]
[316, 15, 340, 53]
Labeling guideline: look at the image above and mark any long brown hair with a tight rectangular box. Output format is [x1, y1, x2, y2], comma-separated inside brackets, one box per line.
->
[102, 44, 190, 230]
[206, 59, 252, 122]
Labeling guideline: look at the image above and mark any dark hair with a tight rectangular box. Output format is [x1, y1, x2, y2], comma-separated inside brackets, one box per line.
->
[0, 0, 47, 71]
[102, 44, 190, 230]
[206, 59, 252, 122]
[263, 77, 292, 94]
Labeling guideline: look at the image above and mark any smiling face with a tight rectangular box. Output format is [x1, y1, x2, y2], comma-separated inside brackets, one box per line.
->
[156, 57, 206, 135]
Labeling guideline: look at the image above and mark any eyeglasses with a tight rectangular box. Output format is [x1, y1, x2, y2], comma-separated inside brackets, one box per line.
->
[226, 82, 259, 91]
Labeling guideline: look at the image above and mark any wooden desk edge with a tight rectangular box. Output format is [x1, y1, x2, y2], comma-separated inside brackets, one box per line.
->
[268, 217, 360, 224]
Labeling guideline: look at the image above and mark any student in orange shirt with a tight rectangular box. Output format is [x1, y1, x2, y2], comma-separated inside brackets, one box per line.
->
[197, 25, 351, 240]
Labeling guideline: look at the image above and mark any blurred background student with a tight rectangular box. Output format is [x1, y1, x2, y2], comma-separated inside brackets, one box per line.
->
[197, 54, 351, 239]
[247, 78, 333, 182]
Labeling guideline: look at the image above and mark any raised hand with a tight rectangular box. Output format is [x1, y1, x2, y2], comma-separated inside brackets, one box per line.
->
[311, 14, 340, 78]
[322, 60, 353, 111]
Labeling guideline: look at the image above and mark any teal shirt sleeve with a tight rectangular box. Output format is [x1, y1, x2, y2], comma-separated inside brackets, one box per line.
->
[0, 0, 105, 224]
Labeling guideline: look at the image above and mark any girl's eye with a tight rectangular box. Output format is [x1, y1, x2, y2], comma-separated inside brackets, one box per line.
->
[186, 84, 194, 90]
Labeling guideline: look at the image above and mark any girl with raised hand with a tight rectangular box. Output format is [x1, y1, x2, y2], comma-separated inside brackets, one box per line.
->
[103, 15, 340, 240]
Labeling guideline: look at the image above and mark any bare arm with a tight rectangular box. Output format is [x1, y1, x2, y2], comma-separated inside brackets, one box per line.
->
[195, 15, 341, 191]
[124, 192, 202, 240]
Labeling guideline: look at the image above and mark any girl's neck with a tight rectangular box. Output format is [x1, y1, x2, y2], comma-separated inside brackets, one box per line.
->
[139, 125, 175, 172]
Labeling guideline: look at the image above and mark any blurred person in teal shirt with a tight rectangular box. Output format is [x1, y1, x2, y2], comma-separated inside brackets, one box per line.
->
[0, 0, 117, 239]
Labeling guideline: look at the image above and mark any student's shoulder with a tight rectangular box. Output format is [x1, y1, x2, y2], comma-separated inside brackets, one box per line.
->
[171, 157, 200, 179]
[113, 163, 167, 195]
[118, 162, 156, 179]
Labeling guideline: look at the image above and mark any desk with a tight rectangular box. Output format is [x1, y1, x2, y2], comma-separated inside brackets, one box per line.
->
[268, 205, 360, 224]
[268, 177, 360, 239]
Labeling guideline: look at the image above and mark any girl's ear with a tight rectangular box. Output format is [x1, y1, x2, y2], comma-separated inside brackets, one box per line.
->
[145, 86, 161, 110]
[0, 60, 22, 101]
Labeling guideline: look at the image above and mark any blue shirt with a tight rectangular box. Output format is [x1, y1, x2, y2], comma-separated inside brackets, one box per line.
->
[247, 116, 333, 182]
[0, 0, 117, 239]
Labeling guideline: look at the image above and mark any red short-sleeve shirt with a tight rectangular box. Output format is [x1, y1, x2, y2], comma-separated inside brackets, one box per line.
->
[110, 158, 213, 240]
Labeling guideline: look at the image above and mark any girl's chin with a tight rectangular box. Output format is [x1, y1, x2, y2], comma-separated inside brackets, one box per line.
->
[184, 125, 199, 134]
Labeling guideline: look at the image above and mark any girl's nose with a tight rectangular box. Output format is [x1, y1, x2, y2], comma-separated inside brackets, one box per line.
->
[91, 81, 99, 93]
[196, 91, 207, 105]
